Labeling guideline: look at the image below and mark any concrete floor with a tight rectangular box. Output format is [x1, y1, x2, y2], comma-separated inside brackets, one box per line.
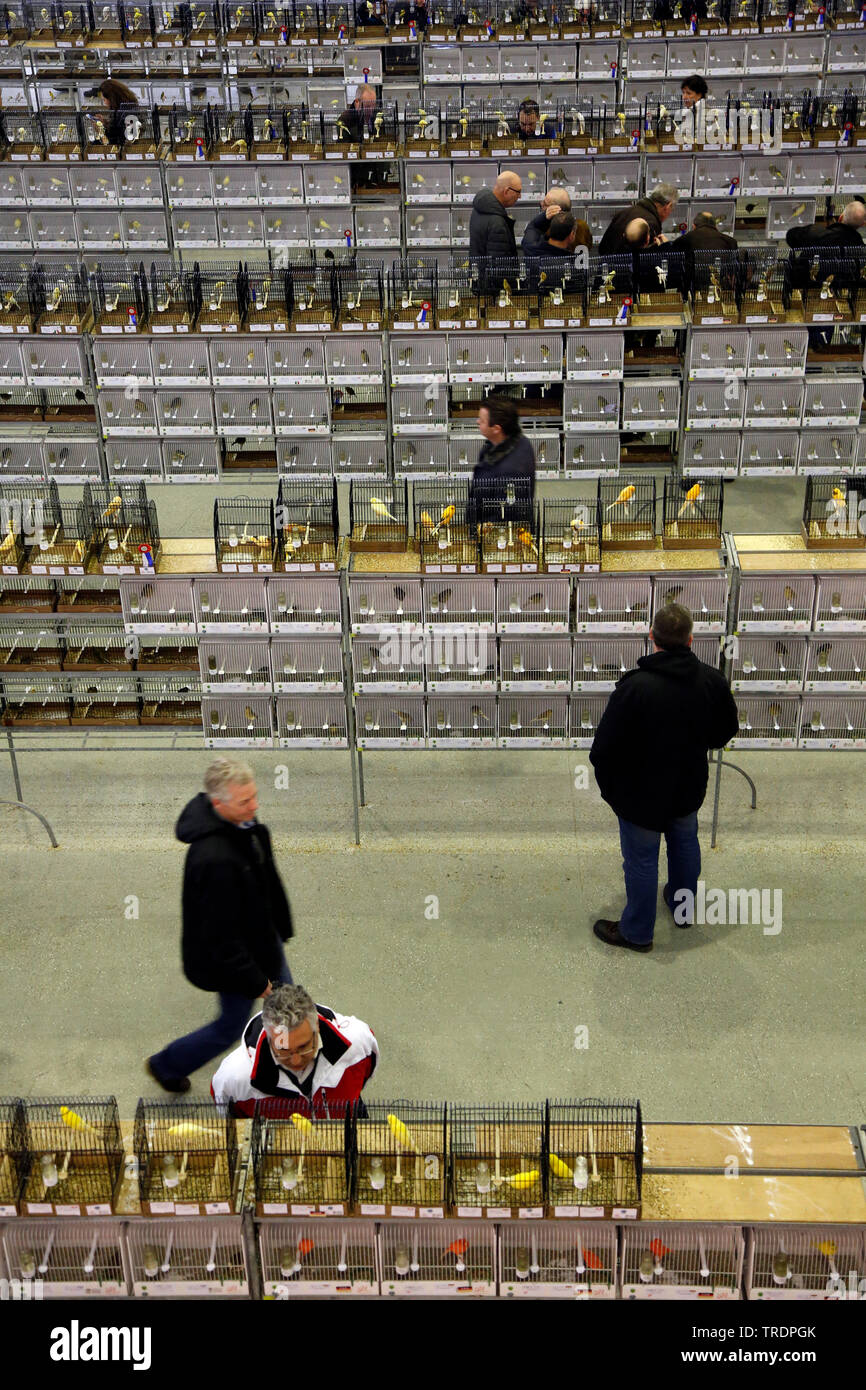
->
[2, 742, 864, 1123]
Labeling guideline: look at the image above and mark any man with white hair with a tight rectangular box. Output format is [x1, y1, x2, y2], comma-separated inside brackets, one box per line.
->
[211, 983, 379, 1117]
[522, 185, 572, 251]
[147, 758, 294, 1093]
[786, 199, 866, 252]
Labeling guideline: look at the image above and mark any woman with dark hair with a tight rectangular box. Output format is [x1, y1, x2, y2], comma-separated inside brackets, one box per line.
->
[98, 77, 139, 147]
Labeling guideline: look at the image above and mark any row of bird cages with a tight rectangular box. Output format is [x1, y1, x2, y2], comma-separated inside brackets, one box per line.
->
[212, 493, 339, 570]
[728, 691, 866, 746]
[96, 336, 388, 386]
[0, 622, 204, 675]
[686, 326, 812, 378]
[389, 332, 626, 381]
[563, 379, 681, 430]
[3, 163, 163, 207]
[0, 571, 126, 613]
[170, 207, 400, 252]
[683, 428, 866, 478]
[684, 376, 865, 430]
[728, 632, 866, 690]
[0, 385, 96, 432]
[1, 676, 201, 727]
[198, 635, 344, 690]
[0, 438, 102, 484]
[0, 210, 168, 253]
[735, 570, 866, 630]
[118, 572, 344, 631]
[97, 385, 385, 436]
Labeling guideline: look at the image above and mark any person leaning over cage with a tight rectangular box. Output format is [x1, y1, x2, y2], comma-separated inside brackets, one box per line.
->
[94, 77, 140, 148]
[589, 604, 739, 953]
[147, 757, 294, 1093]
[211, 984, 379, 1118]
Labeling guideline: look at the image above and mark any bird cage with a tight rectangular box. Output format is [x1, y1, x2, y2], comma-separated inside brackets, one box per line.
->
[498, 692, 569, 745]
[19, 1096, 123, 1216]
[814, 574, 866, 630]
[166, 164, 213, 206]
[68, 672, 139, 724]
[540, 497, 600, 572]
[546, 1098, 642, 1218]
[747, 326, 808, 376]
[276, 438, 333, 479]
[652, 574, 729, 633]
[135, 612, 200, 664]
[598, 476, 656, 550]
[565, 332, 624, 382]
[134, 1098, 238, 1215]
[1, 109, 42, 160]
[25, 499, 92, 574]
[326, 336, 384, 386]
[165, 105, 211, 160]
[75, 209, 123, 251]
[802, 475, 865, 550]
[731, 634, 808, 691]
[449, 1103, 545, 1216]
[424, 625, 495, 691]
[425, 691, 495, 744]
[202, 691, 273, 745]
[349, 574, 422, 631]
[447, 334, 505, 384]
[268, 575, 342, 632]
[392, 437, 448, 478]
[271, 636, 343, 692]
[43, 384, 96, 426]
[788, 151, 836, 196]
[405, 207, 450, 248]
[799, 693, 866, 746]
[572, 636, 644, 690]
[301, 161, 351, 207]
[746, 1223, 866, 1300]
[32, 260, 90, 332]
[504, 333, 562, 384]
[56, 573, 125, 615]
[195, 575, 270, 632]
[336, 265, 385, 332]
[0, 261, 32, 332]
[257, 164, 304, 206]
[0, 438, 44, 481]
[352, 1101, 448, 1217]
[495, 574, 569, 632]
[622, 380, 681, 433]
[93, 336, 153, 389]
[785, 31, 824, 68]
[431, 263, 477, 332]
[62, 620, 132, 672]
[1, 673, 71, 725]
[123, 211, 169, 250]
[355, 206, 400, 250]
[308, 206, 353, 254]
[766, 197, 816, 241]
[476, 496, 540, 572]
[146, 264, 194, 337]
[499, 1218, 616, 1300]
[0, 209, 31, 251]
[729, 692, 800, 746]
[0, 569, 57, 612]
[139, 671, 200, 725]
[482, 262, 534, 330]
[389, 333, 447, 386]
[576, 574, 652, 632]
[199, 634, 272, 692]
[270, 337, 327, 386]
[355, 692, 426, 746]
[128, 1215, 249, 1296]
[88, 495, 160, 574]
[0, 1097, 25, 1214]
[151, 337, 211, 388]
[0, 383, 39, 425]
[275, 478, 339, 571]
[391, 384, 446, 435]
[422, 574, 496, 630]
[743, 378, 804, 428]
[802, 376, 863, 428]
[404, 160, 451, 206]
[29, 209, 77, 251]
[0, 337, 25, 387]
[250, 1098, 352, 1214]
[213, 498, 275, 573]
[561, 433, 619, 483]
[115, 165, 162, 206]
[259, 1218, 378, 1297]
[271, 385, 330, 435]
[592, 157, 642, 203]
[621, 1223, 744, 1299]
[194, 261, 248, 331]
[3, 1217, 128, 1296]
[686, 329, 749, 380]
[163, 438, 221, 482]
[348, 480, 408, 552]
[152, 387, 214, 436]
[799, 429, 859, 475]
[25, 164, 72, 206]
[737, 574, 815, 631]
[804, 633, 866, 688]
[681, 429, 740, 478]
[662, 475, 724, 549]
[214, 387, 272, 435]
[563, 382, 620, 432]
[741, 152, 790, 198]
[379, 1220, 495, 1298]
[219, 208, 265, 249]
[0, 167, 24, 208]
[498, 635, 572, 692]
[43, 108, 86, 163]
[413, 481, 472, 570]
[286, 264, 336, 332]
[172, 207, 219, 248]
[333, 435, 388, 478]
[692, 153, 743, 201]
[90, 261, 150, 337]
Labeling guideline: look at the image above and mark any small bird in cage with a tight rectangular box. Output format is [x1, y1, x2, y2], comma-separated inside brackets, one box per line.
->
[606, 484, 635, 514]
[677, 483, 702, 518]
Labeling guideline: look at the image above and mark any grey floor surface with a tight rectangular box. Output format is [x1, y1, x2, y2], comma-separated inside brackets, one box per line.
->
[2, 742, 864, 1123]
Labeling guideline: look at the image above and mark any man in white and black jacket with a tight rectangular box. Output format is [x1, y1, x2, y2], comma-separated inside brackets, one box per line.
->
[590, 604, 739, 953]
[211, 984, 379, 1117]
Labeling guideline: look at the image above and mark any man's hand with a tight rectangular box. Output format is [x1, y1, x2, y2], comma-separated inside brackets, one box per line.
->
[262, 981, 273, 998]
[545, 203, 557, 220]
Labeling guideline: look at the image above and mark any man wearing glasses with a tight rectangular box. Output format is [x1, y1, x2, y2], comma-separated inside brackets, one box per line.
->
[211, 984, 379, 1117]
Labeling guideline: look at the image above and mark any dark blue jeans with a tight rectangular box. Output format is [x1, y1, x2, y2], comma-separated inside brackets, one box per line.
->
[617, 813, 701, 946]
[151, 947, 293, 1082]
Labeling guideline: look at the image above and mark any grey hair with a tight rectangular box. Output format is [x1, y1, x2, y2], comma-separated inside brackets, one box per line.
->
[204, 756, 254, 801]
[841, 201, 866, 227]
[546, 187, 572, 210]
[262, 984, 318, 1034]
[650, 183, 679, 207]
[693, 211, 717, 228]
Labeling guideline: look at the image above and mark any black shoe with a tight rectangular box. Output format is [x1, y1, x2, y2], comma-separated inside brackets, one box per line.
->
[592, 919, 653, 953]
[146, 1057, 191, 1094]
[663, 884, 692, 928]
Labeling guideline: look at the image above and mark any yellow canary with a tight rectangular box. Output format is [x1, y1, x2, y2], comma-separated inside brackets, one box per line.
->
[60, 1105, 100, 1134]
[439, 504, 456, 525]
[166, 1121, 222, 1139]
[370, 497, 398, 522]
[831, 487, 845, 503]
[290, 1114, 315, 1136]
[420, 510, 435, 530]
[606, 484, 636, 513]
[677, 483, 702, 518]
[387, 1113, 420, 1153]
[549, 1153, 574, 1179]
[518, 527, 538, 554]
[815, 1240, 837, 1258]
[503, 1169, 540, 1189]
[101, 495, 122, 519]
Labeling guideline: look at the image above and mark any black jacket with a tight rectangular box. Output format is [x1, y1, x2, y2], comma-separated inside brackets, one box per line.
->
[177, 792, 293, 998]
[522, 209, 552, 252]
[672, 225, 738, 255]
[786, 221, 865, 252]
[469, 188, 518, 262]
[598, 198, 663, 256]
[590, 648, 739, 831]
[467, 432, 536, 525]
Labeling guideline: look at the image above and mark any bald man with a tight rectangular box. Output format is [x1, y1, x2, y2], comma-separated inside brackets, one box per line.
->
[786, 199, 866, 252]
[624, 218, 652, 249]
[469, 170, 522, 263]
[522, 186, 572, 251]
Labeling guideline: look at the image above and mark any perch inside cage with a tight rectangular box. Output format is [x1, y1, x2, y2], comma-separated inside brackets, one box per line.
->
[354, 1104, 447, 1208]
[135, 1100, 237, 1208]
[252, 1109, 348, 1209]
[547, 1100, 641, 1211]
[22, 1096, 122, 1210]
[600, 479, 656, 549]
[349, 482, 408, 552]
[450, 1107, 544, 1208]
[542, 499, 600, 568]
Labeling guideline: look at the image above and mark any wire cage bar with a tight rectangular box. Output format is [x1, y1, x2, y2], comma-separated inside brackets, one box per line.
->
[449, 1103, 545, 1216]
[746, 1224, 866, 1300]
[499, 1219, 618, 1300]
[349, 479, 409, 552]
[134, 1098, 238, 1215]
[546, 1097, 642, 1218]
[19, 1095, 123, 1216]
[621, 1222, 745, 1299]
[662, 474, 724, 549]
[541, 498, 601, 572]
[802, 476, 866, 551]
[380, 1219, 496, 1297]
[0, 1097, 25, 1213]
[352, 1101, 448, 1216]
[258, 1218, 378, 1297]
[250, 1098, 352, 1215]
[3, 1217, 128, 1297]
[213, 496, 276, 572]
[125, 1215, 249, 1297]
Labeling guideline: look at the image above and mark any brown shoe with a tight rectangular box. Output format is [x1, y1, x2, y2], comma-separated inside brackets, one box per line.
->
[593, 919, 653, 953]
[146, 1056, 191, 1094]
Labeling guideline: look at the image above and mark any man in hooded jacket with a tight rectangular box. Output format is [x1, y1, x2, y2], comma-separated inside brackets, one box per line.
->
[147, 758, 294, 1092]
[589, 603, 739, 952]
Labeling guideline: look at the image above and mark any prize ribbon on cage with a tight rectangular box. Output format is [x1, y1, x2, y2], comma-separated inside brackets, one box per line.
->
[338, 22, 346, 37]
[690, 11, 697, 31]
[409, 20, 417, 36]
[728, 176, 740, 196]
[785, 7, 794, 25]
[861, 0, 866, 22]
[279, 24, 287, 40]
[817, 4, 825, 22]
[616, 297, 631, 324]
[344, 229, 352, 247]
[610, 60, 617, 76]
[843, 121, 853, 143]
[631, 128, 639, 147]
[486, 18, 494, 34]
[127, 306, 137, 327]
[139, 542, 154, 570]
[363, 66, 370, 81]
[417, 300, 429, 324]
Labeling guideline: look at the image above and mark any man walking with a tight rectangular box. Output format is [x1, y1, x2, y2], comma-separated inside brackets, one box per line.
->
[467, 396, 536, 526]
[589, 604, 739, 953]
[147, 757, 294, 1091]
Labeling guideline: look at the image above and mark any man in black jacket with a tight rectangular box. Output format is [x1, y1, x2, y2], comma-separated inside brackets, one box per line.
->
[589, 604, 739, 952]
[522, 186, 572, 252]
[466, 396, 536, 527]
[785, 200, 866, 253]
[672, 211, 738, 255]
[469, 172, 522, 262]
[147, 758, 294, 1091]
[598, 184, 678, 256]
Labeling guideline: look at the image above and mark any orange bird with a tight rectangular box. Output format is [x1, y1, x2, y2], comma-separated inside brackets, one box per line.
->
[649, 1238, 670, 1259]
[583, 1248, 603, 1270]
